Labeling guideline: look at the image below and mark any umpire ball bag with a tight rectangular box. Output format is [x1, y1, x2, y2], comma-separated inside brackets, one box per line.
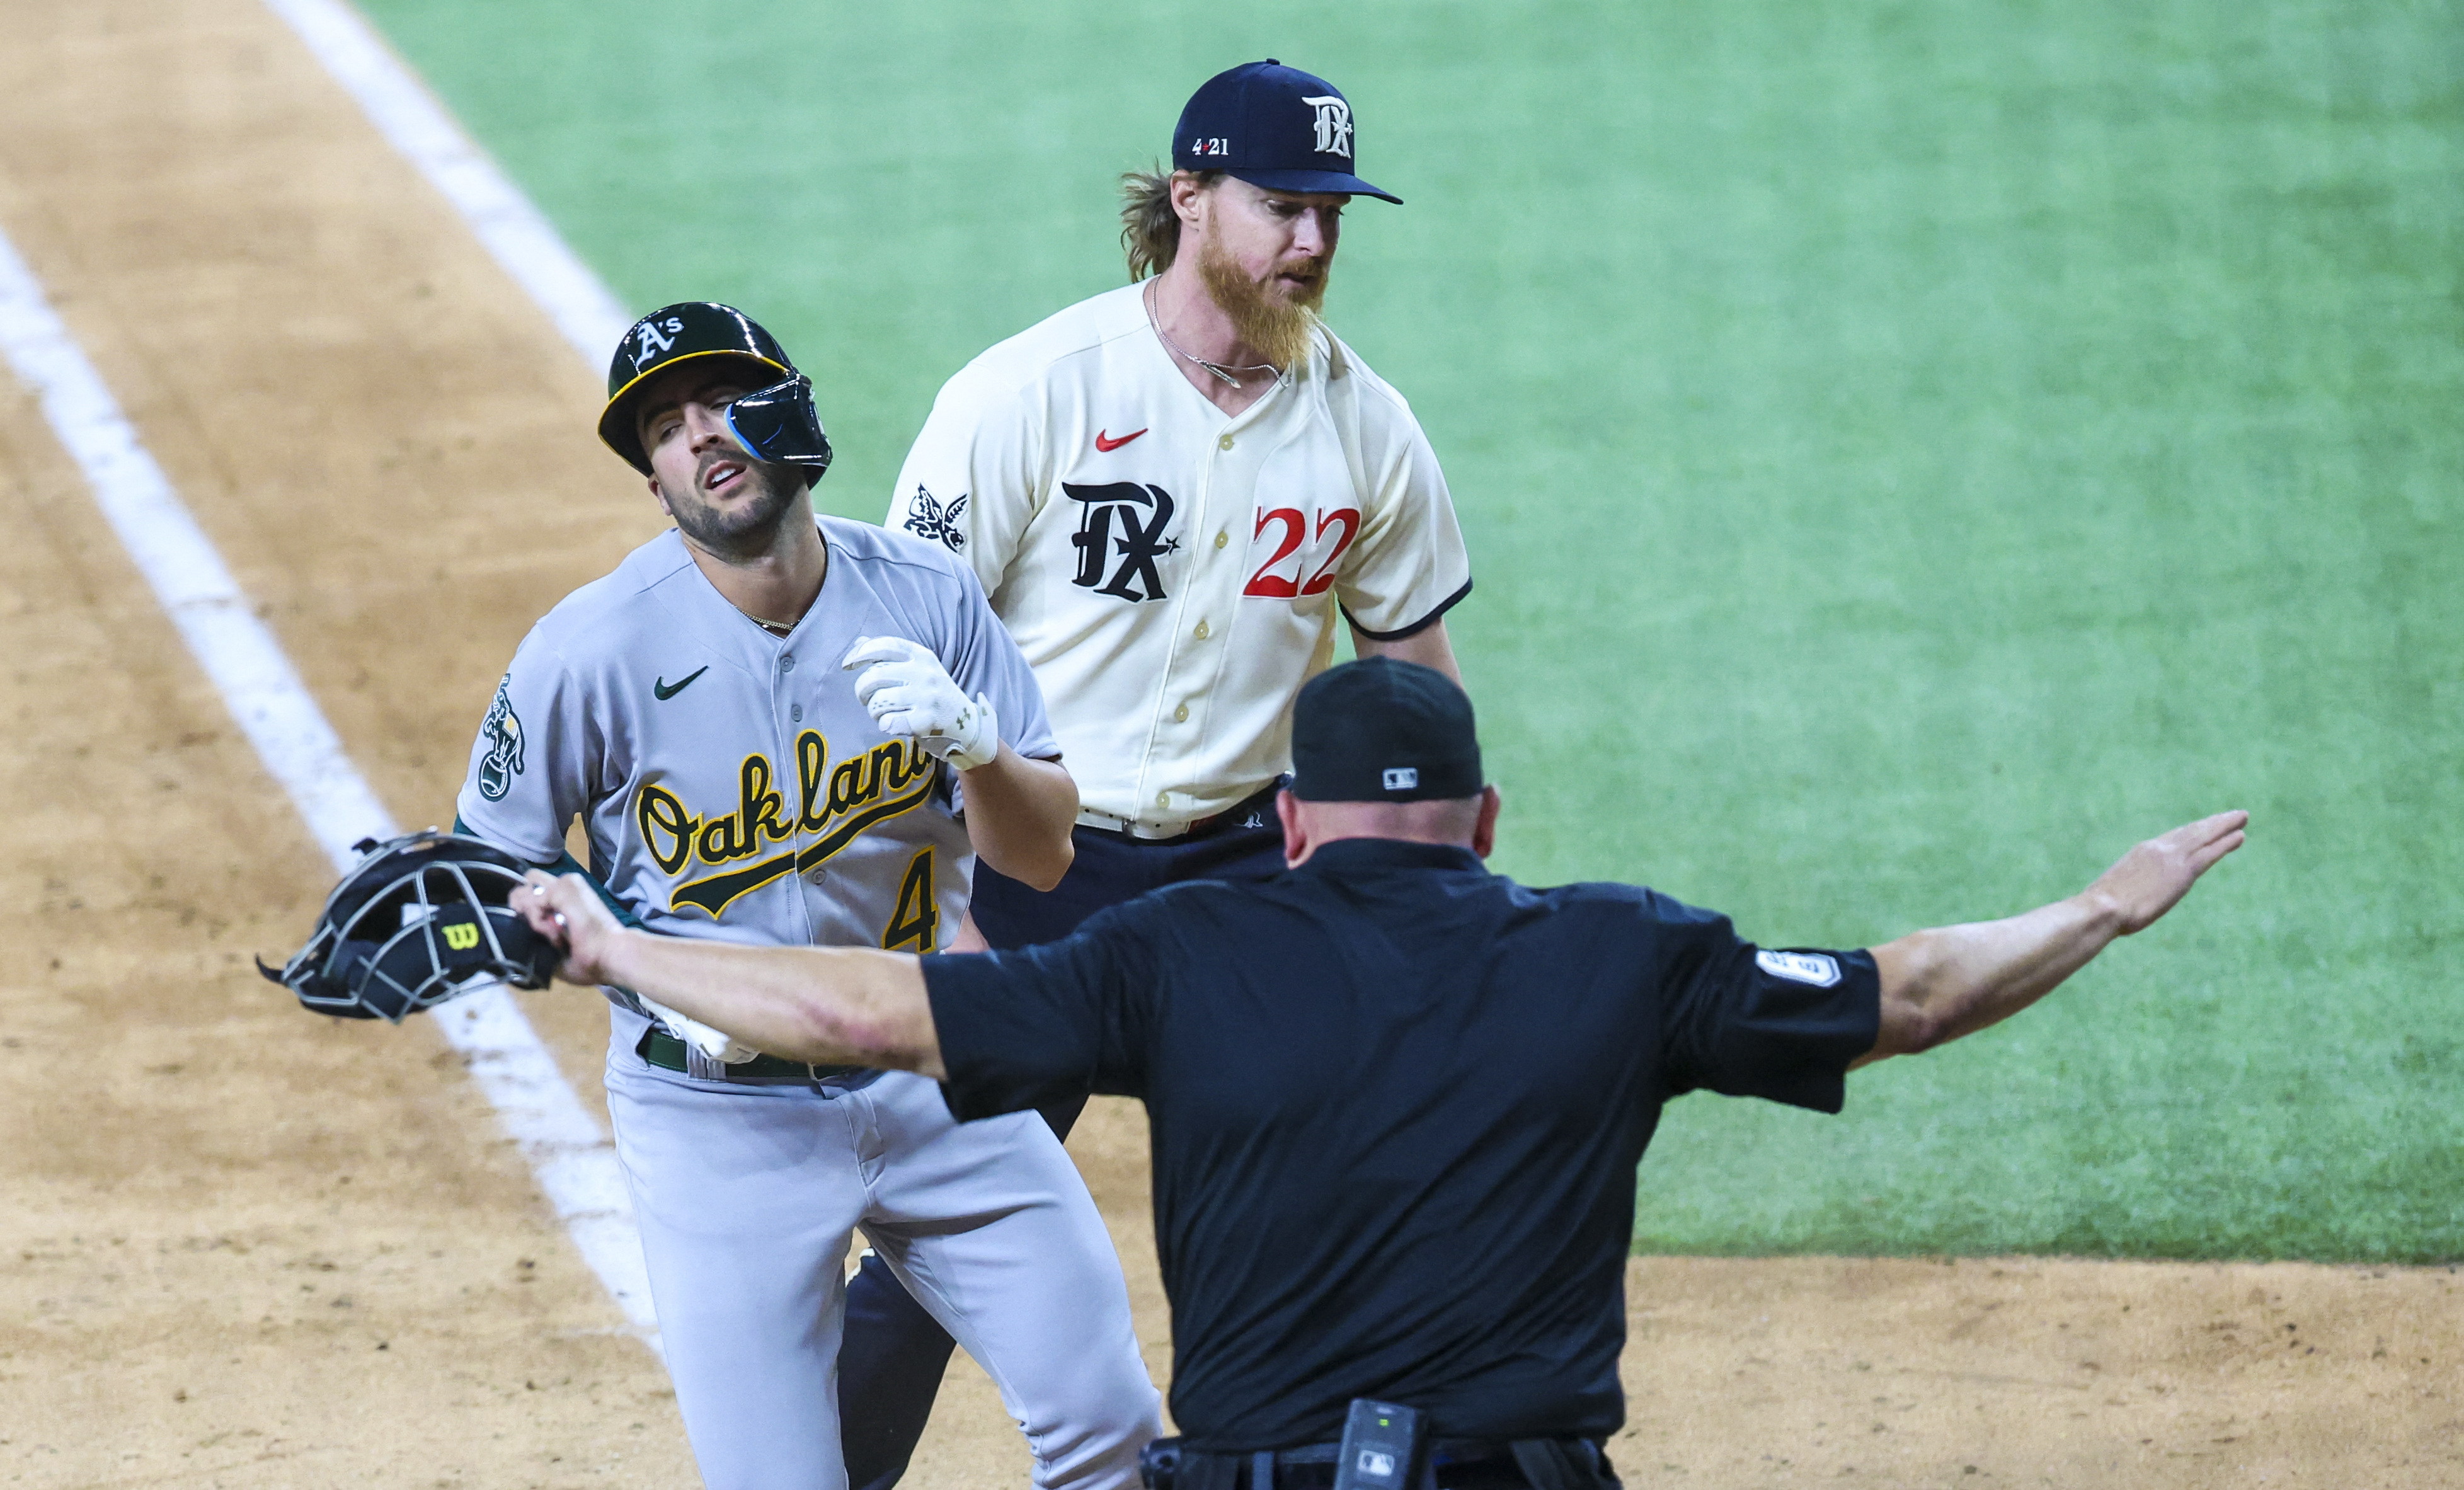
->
[260, 831, 559, 1021]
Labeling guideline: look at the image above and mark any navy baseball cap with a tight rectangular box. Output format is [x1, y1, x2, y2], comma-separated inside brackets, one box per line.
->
[1173, 60, 1402, 204]
[1290, 658, 1482, 803]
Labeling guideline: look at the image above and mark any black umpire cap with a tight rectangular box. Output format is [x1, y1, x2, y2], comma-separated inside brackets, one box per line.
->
[1290, 658, 1482, 803]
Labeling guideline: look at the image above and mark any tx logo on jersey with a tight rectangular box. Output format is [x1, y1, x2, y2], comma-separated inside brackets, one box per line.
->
[1302, 95, 1353, 158]
[1063, 481, 1179, 602]
[635, 732, 941, 917]
[902, 483, 968, 554]
[626, 314, 684, 375]
[476, 673, 525, 801]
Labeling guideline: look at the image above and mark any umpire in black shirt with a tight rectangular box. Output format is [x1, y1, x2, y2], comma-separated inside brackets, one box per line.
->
[516, 659, 2248, 1490]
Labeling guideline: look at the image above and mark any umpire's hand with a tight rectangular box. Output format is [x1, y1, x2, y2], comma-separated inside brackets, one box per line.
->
[2082, 810, 2249, 935]
[518, 871, 626, 987]
[1860, 810, 2249, 1065]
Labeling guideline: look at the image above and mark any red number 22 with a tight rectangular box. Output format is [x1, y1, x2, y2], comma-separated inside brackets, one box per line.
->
[1244, 507, 1360, 598]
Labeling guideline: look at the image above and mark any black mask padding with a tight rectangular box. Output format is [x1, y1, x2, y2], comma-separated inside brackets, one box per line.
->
[727, 373, 834, 486]
[324, 940, 389, 1018]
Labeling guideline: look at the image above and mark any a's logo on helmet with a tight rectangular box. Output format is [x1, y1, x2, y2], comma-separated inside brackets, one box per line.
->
[478, 674, 525, 801]
[627, 315, 685, 375]
[1300, 95, 1353, 159]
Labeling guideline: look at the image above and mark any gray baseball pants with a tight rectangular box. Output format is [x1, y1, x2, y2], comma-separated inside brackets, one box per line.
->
[606, 1055, 1160, 1490]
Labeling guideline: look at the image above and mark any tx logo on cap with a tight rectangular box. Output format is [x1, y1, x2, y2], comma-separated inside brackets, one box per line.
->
[1302, 95, 1353, 158]
[1381, 767, 1418, 791]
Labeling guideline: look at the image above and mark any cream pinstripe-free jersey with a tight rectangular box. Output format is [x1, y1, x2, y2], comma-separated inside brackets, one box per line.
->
[888, 282, 1471, 830]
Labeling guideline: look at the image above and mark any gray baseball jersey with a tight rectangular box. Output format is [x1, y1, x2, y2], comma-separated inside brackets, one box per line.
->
[452, 517, 1157, 1487]
[455, 517, 1057, 975]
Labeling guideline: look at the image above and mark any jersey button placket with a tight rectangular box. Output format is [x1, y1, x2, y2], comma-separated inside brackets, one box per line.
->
[780, 653, 799, 767]
[1139, 409, 1249, 821]
[1137, 432, 1210, 820]
[1187, 411, 1266, 806]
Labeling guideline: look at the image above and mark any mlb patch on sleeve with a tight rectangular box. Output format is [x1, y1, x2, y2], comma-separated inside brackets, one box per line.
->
[1755, 949, 1842, 987]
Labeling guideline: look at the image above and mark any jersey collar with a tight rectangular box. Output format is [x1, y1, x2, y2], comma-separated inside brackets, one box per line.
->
[1293, 837, 1485, 876]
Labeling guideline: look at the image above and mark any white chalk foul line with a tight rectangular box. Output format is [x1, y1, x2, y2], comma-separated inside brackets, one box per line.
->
[244, 0, 667, 1346]
[257, 0, 634, 367]
[0, 227, 660, 1346]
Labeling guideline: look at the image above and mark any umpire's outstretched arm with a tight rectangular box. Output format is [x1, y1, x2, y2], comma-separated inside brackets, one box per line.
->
[512, 809, 2247, 1075]
[1854, 810, 2247, 1068]
[517, 870, 950, 1075]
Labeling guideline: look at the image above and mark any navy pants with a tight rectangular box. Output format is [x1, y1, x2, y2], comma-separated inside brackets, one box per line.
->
[836, 789, 1288, 1490]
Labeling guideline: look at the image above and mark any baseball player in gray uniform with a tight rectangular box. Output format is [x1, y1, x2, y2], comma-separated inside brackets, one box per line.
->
[844, 60, 1472, 1489]
[454, 302, 1159, 1490]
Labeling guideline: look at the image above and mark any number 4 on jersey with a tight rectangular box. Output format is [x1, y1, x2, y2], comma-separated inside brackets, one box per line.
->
[881, 847, 940, 953]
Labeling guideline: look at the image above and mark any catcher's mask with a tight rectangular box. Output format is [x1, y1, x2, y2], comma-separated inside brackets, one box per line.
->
[259, 831, 559, 1021]
[600, 301, 833, 486]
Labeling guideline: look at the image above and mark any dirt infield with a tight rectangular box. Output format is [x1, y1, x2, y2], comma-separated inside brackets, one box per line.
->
[0, 2, 2451, 1486]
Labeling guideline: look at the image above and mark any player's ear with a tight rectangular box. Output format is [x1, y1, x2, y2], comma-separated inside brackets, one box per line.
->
[1171, 170, 1210, 229]
[1471, 784, 1502, 859]
[646, 474, 673, 517]
[1276, 788, 1309, 869]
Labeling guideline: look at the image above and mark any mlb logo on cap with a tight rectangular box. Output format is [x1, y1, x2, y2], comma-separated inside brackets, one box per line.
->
[1290, 658, 1482, 804]
[1173, 60, 1403, 204]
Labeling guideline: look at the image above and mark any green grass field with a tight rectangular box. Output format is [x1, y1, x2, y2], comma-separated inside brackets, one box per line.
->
[358, 0, 2461, 1261]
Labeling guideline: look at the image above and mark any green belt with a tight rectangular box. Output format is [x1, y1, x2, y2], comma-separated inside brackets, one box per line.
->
[636, 1027, 869, 1084]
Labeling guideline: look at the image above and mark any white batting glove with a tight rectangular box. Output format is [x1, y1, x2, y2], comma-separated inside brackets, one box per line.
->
[641, 995, 759, 1067]
[840, 636, 1000, 771]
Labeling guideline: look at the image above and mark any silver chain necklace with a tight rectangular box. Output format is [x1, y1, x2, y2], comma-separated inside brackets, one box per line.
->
[1144, 278, 1280, 387]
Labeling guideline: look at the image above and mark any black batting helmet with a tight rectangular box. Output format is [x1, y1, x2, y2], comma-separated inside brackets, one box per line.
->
[260, 830, 560, 1021]
[599, 302, 834, 486]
